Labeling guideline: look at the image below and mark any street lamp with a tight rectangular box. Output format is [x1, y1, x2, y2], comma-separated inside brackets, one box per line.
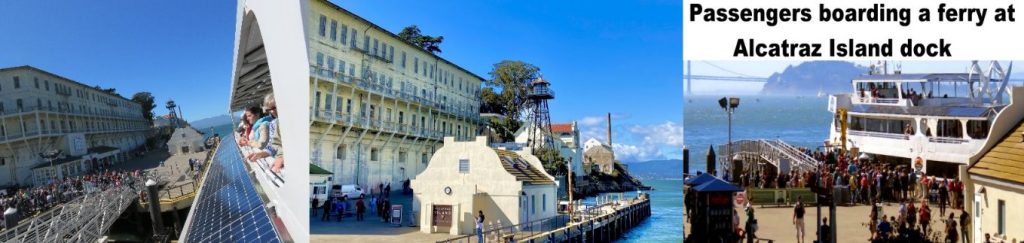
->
[718, 97, 739, 177]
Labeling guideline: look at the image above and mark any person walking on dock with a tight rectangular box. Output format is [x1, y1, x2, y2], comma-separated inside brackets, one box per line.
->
[321, 197, 331, 221]
[311, 197, 319, 216]
[475, 211, 485, 243]
[355, 197, 365, 221]
[745, 203, 758, 243]
[919, 201, 931, 235]
[939, 179, 949, 216]
[817, 217, 831, 243]
[960, 209, 970, 243]
[793, 197, 806, 243]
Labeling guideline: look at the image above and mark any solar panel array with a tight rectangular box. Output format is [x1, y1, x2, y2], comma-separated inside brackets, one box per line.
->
[184, 138, 281, 243]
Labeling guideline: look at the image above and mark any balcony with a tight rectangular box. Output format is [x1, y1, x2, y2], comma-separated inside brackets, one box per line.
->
[1, 125, 149, 143]
[309, 66, 482, 122]
[310, 110, 450, 141]
[0, 106, 145, 121]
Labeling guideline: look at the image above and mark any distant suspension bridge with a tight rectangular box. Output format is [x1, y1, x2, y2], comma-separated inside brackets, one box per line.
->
[684, 61, 769, 95]
[684, 61, 1024, 95]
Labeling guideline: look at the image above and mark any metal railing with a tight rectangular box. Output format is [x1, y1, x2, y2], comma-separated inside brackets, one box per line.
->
[849, 130, 910, 140]
[720, 139, 819, 174]
[309, 65, 481, 121]
[310, 111, 452, 140]
[0, 175, 149, 243]
[928, 136, 970, 144]
[438, 197, 643, 243]
[0, 105, 146, 120]
[239, 144, 284, 187]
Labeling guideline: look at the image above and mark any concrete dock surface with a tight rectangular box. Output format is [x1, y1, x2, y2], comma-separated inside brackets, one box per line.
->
[685, 203, 963, 243]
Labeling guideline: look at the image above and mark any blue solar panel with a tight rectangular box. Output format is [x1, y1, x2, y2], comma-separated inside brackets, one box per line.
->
[184, 138, 281, 243]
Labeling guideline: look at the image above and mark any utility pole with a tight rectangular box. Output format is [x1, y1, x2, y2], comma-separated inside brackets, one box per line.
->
[567, 157, 574, 224]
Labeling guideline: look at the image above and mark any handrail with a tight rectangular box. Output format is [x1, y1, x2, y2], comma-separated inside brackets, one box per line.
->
[0, 173, 150, 243]
[719, 139, 819, 175]
[848, 130, 910, 140]
[437, 197, 645, 243]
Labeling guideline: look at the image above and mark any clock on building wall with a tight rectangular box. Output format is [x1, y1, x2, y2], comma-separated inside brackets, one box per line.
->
[443, 186, 452, 195]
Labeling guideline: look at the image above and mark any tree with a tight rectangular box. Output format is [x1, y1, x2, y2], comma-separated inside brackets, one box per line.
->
[132, 92, 157, 126]
[487, 116, 521, 143]
[485, 60, 540, 121]
[482, 60, 540, 142]
[398, 25, 444, 54]
[536, 147, 567, 176]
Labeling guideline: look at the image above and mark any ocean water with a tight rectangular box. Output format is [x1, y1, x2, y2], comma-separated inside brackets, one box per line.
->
[683, 95, 833, 174]
[581, 179, 683, 242]
[196, 123, 235, 141]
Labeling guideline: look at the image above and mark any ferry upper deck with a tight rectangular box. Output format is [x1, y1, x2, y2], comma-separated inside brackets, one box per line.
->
[827, 61, 1020, 177]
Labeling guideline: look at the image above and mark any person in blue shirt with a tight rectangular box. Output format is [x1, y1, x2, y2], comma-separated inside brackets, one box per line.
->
[876, 216, 893, 239]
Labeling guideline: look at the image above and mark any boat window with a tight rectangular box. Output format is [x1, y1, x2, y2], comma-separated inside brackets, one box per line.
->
[966, 120, 989, 139]
[936, 119, 963, 138]
[849, 116, 912, 135]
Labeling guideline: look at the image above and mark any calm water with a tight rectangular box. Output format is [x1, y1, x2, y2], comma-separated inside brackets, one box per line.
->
[197, 123, 234, 141]
[680, 95, 831, 241]
[683, 95, 833, 174]
[581, 179, 683, 242]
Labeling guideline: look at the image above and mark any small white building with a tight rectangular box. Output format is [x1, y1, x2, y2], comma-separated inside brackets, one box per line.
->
[309, 163, 333, 204]
[583, 138, 605, 152]
[412, 136, 558, 235]
[514, 122, 585, 178]
[166, 127, 205, 155]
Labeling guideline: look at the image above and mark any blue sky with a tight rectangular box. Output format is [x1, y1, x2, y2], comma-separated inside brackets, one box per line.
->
[1, 1, 684, 162]
[342, 1, 684, 162]
[0, 0, 237, 123]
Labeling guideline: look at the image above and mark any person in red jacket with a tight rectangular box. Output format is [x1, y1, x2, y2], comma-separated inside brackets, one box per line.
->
[356, 197, 366, 221]
[919, 200, 932, 234]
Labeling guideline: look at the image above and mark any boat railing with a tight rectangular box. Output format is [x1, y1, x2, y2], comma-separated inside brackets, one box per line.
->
[239, 143, 285, 187]
[927, 137, 970, 144]
[848, 130, 910, 140]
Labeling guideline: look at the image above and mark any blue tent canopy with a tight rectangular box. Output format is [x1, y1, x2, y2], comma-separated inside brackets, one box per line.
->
[693, 178, 743, 192]
[684, 173, 716, 186]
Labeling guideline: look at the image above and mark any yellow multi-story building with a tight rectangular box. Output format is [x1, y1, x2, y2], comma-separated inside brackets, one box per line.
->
[0, 66, 149, 186]
[307, 0, 484, 192]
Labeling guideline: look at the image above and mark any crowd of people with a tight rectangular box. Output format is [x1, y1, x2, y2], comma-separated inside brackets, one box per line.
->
[719, 146, 975, 243]
[236, 93, 284, 173]
[0, 169, 143, 229]
[314, 184, 396, 224]
[732, 147, 964, 210]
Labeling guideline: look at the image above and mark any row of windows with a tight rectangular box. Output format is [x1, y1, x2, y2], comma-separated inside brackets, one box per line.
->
[0, 98, 139, 118]
[314, 14, 481, 97]
[0, 117, 146, 137]
[314, 52, 479, 113]
[1, 74, 141, 111]
[332, 145, 429, 164]
[314, 91, 472, 136]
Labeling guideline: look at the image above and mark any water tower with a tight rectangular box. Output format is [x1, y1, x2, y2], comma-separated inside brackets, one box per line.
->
[166, 99, 178, 128]
[526, 76, 554, 150]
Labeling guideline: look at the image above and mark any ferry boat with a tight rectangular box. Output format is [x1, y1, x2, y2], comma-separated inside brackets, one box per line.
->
[827, 61, 1018, 178]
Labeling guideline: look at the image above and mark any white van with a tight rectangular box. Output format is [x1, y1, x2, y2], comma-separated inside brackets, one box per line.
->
[331, 184, 364, 199]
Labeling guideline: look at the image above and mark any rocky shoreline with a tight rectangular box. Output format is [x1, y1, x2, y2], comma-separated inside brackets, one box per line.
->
[573, 164, 647, 198]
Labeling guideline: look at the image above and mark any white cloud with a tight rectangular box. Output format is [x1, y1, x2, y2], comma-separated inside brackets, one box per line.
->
[580, 116, 604, 126]
[573, 114, 683, 162]
[627, 121, 685, 147]
[612, 143, 663, 162]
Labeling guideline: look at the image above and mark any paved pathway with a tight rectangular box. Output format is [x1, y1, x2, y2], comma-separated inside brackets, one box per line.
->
[685, 202, 964, 243]
[310, 193, 462, 243]
[109, 145, 208, 197]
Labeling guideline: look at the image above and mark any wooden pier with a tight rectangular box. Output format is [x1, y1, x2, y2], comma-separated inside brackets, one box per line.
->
[519, 194, 651, 243]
